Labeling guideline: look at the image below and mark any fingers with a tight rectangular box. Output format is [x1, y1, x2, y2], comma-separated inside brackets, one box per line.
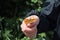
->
[23, 28, 37, 38]
[21, 23, 37, 38]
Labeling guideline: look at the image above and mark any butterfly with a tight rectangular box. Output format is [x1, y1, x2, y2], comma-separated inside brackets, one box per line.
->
[23, 18, 36, 28]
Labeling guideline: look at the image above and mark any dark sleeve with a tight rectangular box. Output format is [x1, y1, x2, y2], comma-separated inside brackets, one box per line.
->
[55, 13, 60, 38]
[25, 0, 60, 33]
[38, 0, 60, 33]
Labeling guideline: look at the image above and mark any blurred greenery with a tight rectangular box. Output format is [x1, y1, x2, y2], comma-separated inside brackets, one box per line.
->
[0, 0, 54, 40]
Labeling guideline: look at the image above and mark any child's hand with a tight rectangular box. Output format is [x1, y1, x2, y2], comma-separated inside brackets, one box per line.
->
[20, 15, 39, 39]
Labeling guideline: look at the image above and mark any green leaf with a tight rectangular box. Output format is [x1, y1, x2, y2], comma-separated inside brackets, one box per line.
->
[0, 17, 4, 21]
[19, 18, 23, 22]
[38, 33, 46, 37]
[31, 0, 38, 3]
[36, 7, 42, 12]
[3, 29, 12, 37]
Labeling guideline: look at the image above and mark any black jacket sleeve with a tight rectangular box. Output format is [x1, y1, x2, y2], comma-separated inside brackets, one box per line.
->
[25, 0, 60, 33]
[55, 13, 60, 38]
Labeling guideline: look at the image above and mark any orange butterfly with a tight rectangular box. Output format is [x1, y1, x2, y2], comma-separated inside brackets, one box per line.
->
[23, 18, 36, 28]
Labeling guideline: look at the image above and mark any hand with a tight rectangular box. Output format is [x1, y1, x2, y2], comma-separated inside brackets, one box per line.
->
[20, 15, 39, 39]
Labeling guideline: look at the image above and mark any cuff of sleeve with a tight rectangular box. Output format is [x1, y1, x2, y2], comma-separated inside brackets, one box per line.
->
[25, 10, 41, 18]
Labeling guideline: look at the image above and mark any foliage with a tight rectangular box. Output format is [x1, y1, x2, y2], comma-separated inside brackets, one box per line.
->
[0, 0, 54, 40]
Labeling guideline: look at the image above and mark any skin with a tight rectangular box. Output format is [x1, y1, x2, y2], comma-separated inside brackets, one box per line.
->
[20, 15, 40, 39]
